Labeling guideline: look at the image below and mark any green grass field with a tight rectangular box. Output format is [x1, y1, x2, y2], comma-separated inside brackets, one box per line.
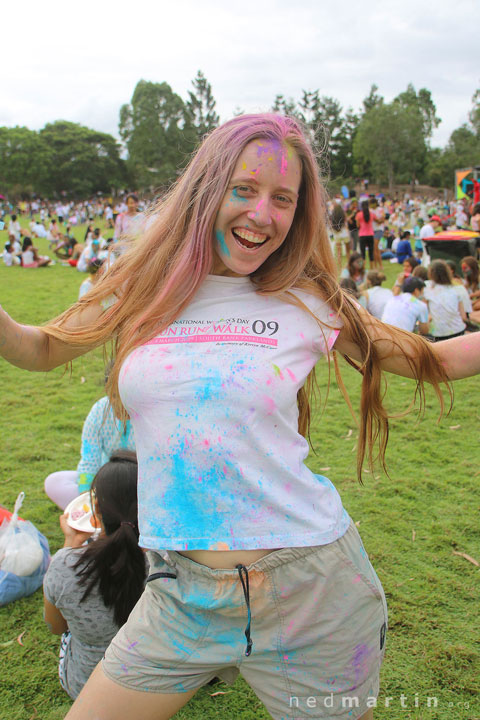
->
[0, 219, 478, 720]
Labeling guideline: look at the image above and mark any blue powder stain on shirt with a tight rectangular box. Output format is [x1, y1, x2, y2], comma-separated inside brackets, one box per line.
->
[215, 229, 230, 257]
[150, 435, 244, 543]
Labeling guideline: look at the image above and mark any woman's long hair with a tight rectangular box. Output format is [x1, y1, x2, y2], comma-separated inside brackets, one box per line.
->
[330, 203, 346, 232]
[429, 259, 452, 286]
[42, 113, 450, 478]
[74, 451, 145, 626]
[461, 256, 479, 291]
[361, 200, 370, 223]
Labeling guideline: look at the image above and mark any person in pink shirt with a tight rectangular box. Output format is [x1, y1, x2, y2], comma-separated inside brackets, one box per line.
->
[113, 194, 143, 242]
[355, 200, 374, 268]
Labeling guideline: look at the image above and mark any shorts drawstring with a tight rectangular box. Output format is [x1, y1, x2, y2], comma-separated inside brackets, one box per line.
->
[236, 564, 253, 656]
[146, 571, 178, 583]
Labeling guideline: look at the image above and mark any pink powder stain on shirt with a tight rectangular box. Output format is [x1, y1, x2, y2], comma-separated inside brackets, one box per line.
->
[203, 439, 210, 447]
[286, 619, 295, 633]
[164, 364, 173, 370]
[352, 574, 362, 584]
[286, 368, 297, 382]
[263, 395, 276, 415]
[284, 482, 292, 494]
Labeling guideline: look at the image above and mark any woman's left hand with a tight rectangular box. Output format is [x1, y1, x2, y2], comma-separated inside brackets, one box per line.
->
[60, 513, 94, 548]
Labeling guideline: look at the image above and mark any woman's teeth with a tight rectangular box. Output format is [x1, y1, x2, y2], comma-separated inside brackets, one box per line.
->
[232, 228, 268, 248]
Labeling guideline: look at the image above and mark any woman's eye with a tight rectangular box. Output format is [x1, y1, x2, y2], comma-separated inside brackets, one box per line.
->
[234, 186, 251, 194]
[275, 195, 291, 204]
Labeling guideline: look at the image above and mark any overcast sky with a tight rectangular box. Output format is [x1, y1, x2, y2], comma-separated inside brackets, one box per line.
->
[2, 0, 478, 149]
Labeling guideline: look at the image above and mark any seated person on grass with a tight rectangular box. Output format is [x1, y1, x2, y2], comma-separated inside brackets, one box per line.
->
[43, 452, 146, 701]
[381, 276, 429, 334]
[44, 373, 136, 510]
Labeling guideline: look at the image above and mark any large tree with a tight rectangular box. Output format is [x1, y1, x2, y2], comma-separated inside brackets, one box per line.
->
[119, 80, 193, 188]
[271, 91, 359, 181]
[354, 102, 422, 190]
[0, 126, 53, 196]
[39, 121, 126, 196]
[353, 85, 440, 188]
[186, 70, 219, 141]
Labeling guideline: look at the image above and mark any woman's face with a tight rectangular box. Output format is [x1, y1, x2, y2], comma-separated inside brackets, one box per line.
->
[212, 139, 302, 277]
[403, 260, 413, 274]
[127, 197, 138, 213]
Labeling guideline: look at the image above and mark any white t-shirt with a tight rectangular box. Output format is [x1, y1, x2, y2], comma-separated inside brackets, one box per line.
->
[365, 286, 393, 319]
[419, 224, 435, 240]
[78, 277, 93, 299]
[424, 284, 466, 337]
[381, 293, 428, 332]
[22, 249, 35, 265]
[2, 250, 13, 266]
[119, 275, 349, 552]
[452, 283, 472, 314]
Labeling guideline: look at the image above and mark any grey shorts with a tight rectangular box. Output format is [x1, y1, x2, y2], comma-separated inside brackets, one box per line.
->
[102, 522, 387, 719]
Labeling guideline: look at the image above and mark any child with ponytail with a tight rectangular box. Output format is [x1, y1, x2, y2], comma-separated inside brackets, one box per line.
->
[43, 451, 146, 700]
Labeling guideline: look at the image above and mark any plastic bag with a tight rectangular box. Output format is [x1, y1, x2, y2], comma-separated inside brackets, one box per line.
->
[0, 493, 50, 606]
[0, 493, 44, 575]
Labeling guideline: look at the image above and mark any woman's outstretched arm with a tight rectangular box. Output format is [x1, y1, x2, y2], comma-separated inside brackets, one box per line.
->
[0, 303, 104, 372]
[335, 307, 480, 381]
[430, 333, 480, 380]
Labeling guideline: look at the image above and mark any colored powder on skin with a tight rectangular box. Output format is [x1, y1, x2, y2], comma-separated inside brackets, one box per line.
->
[272, 364, 284, 379]
[280, 151, 288, 176]
[242, 162, 247, 169]
[215, 229, 230, 257]
[231, 188, 247, 203]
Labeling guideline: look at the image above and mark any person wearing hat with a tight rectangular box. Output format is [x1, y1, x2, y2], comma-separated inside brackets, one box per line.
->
[420, 215, 441, 241]
[381, 277, 429, 334]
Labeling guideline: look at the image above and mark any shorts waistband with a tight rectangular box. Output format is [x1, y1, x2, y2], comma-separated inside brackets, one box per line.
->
[149, 524, 352, 580]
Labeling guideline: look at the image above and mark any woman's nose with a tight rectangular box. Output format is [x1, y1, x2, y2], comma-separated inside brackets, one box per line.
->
[247, 198, 272, 226]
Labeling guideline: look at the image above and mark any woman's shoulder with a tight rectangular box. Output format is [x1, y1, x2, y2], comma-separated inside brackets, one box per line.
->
[288, 287, 342, 328]
[44, 547, 84, 595]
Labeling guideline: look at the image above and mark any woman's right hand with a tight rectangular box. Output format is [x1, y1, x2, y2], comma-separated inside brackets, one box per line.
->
[60, 513, 94, 548]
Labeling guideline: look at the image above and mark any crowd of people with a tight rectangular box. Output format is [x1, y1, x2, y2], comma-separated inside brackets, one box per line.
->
[1, 114, 480, 720]
[328, 193, 480, 270]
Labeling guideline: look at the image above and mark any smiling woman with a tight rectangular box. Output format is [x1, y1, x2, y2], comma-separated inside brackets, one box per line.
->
[1, 113, 480, 720]
[212, 140, 301, 276]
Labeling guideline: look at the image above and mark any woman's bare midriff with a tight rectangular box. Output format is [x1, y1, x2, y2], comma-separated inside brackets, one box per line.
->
[178, 548, 275, 569]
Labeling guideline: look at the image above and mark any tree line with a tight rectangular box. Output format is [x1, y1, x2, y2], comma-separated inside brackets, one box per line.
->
[1, 70, 479, 198]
